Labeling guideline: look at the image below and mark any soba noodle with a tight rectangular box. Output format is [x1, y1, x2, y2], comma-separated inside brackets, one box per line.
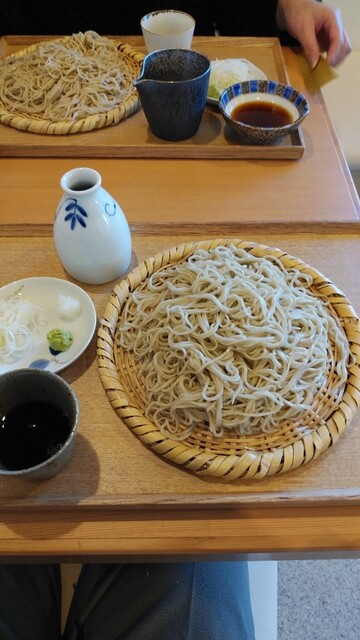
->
[0, 31, 135, 122]
[116, 245, 350, 439]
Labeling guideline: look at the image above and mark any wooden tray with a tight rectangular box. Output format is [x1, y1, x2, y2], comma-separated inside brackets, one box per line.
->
[2, 225, 360, 510]
[0, 36, 305, 159]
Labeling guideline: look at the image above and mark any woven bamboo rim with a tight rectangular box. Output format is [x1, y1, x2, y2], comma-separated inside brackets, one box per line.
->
[97, 239, 360, 480]
[0, 37, 144, 135]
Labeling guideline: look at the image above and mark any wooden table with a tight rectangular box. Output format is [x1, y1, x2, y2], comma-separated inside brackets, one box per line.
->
[1, 37, 360, 561]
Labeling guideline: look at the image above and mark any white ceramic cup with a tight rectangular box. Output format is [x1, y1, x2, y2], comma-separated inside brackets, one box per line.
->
[140, 10, 195, 52]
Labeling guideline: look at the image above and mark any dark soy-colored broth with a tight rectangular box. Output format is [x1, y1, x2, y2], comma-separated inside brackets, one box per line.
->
[231, 100, 294, 128]
[0, 401, 71, 470]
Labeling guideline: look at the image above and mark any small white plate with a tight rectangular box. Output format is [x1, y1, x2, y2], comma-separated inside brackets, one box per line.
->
[0, 277, 97, 374]
[207, 58, 267, 105]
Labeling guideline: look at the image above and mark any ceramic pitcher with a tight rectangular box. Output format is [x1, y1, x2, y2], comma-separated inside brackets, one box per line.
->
[54, 167, 131, 284]
[134, 48, 210, 141]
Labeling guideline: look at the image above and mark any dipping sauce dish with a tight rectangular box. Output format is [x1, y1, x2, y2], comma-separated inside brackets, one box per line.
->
[219, 80, 310, 145]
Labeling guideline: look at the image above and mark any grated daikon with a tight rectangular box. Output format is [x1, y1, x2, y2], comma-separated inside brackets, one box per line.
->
[57, 294, 82, 321]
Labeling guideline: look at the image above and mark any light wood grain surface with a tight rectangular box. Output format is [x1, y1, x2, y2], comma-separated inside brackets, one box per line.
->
[1, 36, 360, 560]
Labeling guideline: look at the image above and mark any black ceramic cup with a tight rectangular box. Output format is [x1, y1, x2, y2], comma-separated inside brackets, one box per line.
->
[0, 368, 79, 480]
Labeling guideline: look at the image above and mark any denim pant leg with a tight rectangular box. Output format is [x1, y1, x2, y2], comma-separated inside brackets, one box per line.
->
[0, 564, 61, 640]
[64, 561, 255, 640]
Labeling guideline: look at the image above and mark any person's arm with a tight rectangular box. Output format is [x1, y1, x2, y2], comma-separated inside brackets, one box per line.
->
[276, 0, 351, 67]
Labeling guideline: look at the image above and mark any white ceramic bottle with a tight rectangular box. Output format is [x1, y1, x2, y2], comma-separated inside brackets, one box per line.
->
[54, 167, 131, 284]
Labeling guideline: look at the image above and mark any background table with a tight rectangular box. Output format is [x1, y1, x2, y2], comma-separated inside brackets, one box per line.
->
[0, 36, 359, 228]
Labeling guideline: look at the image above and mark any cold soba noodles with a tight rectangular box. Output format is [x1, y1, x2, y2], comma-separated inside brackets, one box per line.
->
[117, 245, 350, 439]
[0, 31, 135, 122]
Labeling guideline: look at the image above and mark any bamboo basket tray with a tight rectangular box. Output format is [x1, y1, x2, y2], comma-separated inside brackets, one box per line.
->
[97, 239, 360, 480]
[0, 36, 144, 135]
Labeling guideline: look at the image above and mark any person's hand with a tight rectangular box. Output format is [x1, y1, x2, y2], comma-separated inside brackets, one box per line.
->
[276, 0, 352, 68]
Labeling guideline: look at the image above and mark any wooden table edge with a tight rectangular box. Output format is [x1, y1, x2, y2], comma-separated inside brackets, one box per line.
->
[2, 503, 360, 560]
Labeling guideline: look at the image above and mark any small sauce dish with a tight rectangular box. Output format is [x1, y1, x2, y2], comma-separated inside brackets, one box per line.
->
[219, 80, 310, 145]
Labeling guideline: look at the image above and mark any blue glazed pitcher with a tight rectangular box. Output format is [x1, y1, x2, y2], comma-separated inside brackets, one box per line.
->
[134, 48, 211, 141]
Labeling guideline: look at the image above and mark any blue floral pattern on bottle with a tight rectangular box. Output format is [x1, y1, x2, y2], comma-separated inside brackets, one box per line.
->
[60, 198, 117, 230]
[63, 198, 88, 230]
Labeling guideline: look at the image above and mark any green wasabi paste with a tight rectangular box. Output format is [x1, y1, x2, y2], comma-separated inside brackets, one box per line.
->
[46, 328, 73, 352]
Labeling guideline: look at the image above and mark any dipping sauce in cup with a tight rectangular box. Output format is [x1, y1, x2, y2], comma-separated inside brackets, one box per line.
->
[140, 10, 195, 52]
[0, 368, 79, 480]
